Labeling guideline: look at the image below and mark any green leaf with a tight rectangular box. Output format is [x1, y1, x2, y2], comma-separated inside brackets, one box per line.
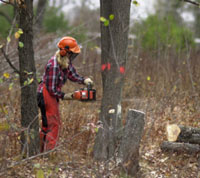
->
[104, 20, 109, 26]
[7, 37, 11, 43]
[24, 71, 33, 75]
[24, 80, 28, 86]
[37, 77, 41, 83]
[55, 167, 59, 173]
[19, 41, 24, 48]
[18, 28, 23, 34]
[133, 0, 139, 6]
[100, 16, 107, 22]
[9, 83, 13, 91]
[95, 127, 99, 133]
[109, 14, 114, 21]
[0, 77, 3, 84]
[36, 169, 44, 178]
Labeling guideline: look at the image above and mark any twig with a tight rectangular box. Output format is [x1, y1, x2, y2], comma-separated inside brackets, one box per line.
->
[0, 0, 12, 5]
[0, 145, 61, 177]
[181, 0, 200, 6]
[0, 47, 20, 74]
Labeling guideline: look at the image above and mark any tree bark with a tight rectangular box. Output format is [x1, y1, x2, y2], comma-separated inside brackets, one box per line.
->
[119, 109, 145, 176]
[161, 141, 200, 154]
[93, 0, 131, 160]
[177, 125, 200, 144]
[18, 0, 39, 156]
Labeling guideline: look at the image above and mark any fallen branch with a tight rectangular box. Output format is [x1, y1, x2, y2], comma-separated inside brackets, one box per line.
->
[177, 125, 200, 144]
[161, 141, 200, 154]
[0, 145, 61, 177]
[181, 0, 200, 6]
[0, 47, 20, 74]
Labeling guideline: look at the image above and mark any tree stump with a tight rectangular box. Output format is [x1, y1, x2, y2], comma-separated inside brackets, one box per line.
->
[119, 109, 145, 176]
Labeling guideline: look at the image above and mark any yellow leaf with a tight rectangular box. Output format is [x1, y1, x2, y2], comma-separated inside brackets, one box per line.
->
[28, 78, 34, 84]
[3, 73, 10, 78]
[100, 16, 107, 22]
[15, 32, 20, 39]
[36, 169, 44, 178]
[147, 76, 151, 81]
[0, 122, 10, 131]
[0, 44, 3, 49]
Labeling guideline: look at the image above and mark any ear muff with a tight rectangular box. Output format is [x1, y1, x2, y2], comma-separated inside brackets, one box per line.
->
[59, 46, 70, 57]
[59, 49, 66, 56]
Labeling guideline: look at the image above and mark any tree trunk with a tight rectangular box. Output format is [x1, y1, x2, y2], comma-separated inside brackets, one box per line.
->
[93, 0, 131, 160]
[119, 109, 145, 176]
[18, 0, 39, 157]
[177, 125, 200, 144]
[161, 141, 200, 154]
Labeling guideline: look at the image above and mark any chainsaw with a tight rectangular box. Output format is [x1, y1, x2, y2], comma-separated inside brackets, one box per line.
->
[73, 83, 96, 101]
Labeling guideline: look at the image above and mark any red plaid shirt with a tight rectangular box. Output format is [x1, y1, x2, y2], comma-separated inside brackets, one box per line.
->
[37, 55, 85, 99]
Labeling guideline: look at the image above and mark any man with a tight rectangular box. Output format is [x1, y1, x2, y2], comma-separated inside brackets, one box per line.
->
[37, 36, 93, 152]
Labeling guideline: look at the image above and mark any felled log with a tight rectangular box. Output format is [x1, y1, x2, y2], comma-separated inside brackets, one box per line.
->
[161, 141, 200, 154]
[177, 125, 200, 144]
[119, 109, 145, 176]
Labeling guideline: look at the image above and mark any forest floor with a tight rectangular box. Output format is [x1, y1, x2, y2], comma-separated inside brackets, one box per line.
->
[0, 33, 200, 178]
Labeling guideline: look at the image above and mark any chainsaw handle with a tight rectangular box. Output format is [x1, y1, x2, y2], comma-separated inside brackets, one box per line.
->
[87, 82, 93, 89]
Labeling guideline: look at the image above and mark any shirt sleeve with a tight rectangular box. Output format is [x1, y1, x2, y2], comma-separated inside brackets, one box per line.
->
[45, 61, 65, 99]
[67, 64, 85, 84]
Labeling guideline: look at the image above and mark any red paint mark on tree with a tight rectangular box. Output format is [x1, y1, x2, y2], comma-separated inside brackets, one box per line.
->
[119, 66, 125, 74]
[101, 64, 107, 71]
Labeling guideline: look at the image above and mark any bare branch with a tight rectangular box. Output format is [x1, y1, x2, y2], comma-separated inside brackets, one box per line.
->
[0, 0, 12, 5]
[181, 0, 200, 6]
[0, 47, 20, 74]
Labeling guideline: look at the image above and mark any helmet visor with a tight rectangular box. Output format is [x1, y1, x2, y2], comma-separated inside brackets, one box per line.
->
[69, 53, 79, 62]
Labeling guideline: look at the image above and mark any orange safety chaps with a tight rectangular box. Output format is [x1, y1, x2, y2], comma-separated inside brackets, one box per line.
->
[38, 85, 61, 152]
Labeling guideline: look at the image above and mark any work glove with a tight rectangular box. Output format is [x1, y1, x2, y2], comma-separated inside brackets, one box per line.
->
[63, 93, 74, 100]
[84, 78, 94, 86]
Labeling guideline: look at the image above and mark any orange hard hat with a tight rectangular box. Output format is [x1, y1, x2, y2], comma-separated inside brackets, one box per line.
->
[57, 36, 80, 56]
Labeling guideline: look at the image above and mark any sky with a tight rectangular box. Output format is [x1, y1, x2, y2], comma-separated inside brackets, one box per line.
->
[58, 0, 156, 21]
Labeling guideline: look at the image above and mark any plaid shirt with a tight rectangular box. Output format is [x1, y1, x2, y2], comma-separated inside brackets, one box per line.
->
[37, 55, 85, 99]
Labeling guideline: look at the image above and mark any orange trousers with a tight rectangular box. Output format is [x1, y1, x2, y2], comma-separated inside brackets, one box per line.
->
[39, 85, 61, 152]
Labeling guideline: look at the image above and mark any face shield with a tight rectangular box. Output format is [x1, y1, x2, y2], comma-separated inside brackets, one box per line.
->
[69, 52, 79, 62]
